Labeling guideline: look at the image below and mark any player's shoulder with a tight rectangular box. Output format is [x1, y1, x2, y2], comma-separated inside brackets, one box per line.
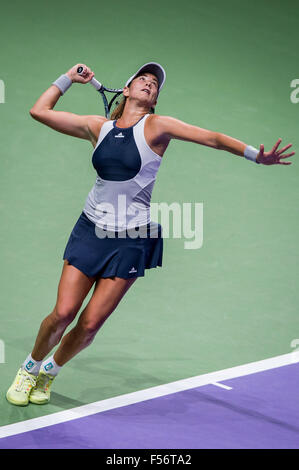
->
[87, 114, 108, 127]
[148, 114, 184, 124]
[86, 115, 109, 146]
[87, 114, 109, 132]
[146, 114, 184, 134]
[147, 114, 175, 128]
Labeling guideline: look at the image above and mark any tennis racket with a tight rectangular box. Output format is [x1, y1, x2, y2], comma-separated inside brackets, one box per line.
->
[77, 66, 123, 118]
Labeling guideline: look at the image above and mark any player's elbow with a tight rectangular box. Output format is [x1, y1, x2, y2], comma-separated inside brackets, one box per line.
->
[200, 131, 220, 149]
[29, 107, 46, 123]
[29, 107, 39, 120]
[212, 132, 222, 149]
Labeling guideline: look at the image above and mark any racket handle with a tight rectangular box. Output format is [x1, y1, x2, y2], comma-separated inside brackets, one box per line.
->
[89, 77, 103, 91]
[76, 66, 103, 91]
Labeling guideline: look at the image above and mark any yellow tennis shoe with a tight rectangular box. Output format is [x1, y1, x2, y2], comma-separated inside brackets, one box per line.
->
[29, 370, 55, 404]
[6, 368, 37, 406]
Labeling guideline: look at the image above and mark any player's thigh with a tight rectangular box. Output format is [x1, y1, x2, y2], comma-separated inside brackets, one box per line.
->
[54, 260, 97, 319]
[78, 276, 138, 330]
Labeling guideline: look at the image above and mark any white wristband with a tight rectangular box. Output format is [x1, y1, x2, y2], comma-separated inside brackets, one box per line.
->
[52, 74, 72, 95]
[244, 145, 260, 164]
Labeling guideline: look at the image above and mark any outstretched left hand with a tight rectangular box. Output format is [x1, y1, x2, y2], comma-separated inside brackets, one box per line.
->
[257, 139, 295, 165]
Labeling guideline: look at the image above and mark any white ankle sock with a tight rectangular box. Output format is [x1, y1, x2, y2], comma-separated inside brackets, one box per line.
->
[22, 354, 43, 376]
[41, 355, 61, 376]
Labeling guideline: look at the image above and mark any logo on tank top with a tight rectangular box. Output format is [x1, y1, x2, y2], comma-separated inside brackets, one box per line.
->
[115, 132, 125, 138]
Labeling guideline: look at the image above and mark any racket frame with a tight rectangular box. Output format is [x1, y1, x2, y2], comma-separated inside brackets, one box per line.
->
[77, 67, 123, 118]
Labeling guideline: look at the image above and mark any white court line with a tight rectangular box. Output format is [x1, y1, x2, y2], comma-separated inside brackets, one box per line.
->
[212, 382, 233, 390]
[0, 351, 298, 439]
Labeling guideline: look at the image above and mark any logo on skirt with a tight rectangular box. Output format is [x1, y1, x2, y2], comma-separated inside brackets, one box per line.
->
[129, 267, 137, 274]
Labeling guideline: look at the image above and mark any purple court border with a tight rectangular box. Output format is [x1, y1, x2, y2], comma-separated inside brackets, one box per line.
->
[0, 362, 298, 449]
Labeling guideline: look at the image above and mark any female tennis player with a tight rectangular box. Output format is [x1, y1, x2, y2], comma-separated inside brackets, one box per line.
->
[6, 62, 294, 406]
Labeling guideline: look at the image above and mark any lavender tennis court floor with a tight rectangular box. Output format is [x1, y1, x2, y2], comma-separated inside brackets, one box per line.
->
[0, 362, 298, 449]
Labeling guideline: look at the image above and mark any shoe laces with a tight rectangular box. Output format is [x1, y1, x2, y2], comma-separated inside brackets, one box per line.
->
[15, 370, 36, 392]
[36, 373, 54, 392]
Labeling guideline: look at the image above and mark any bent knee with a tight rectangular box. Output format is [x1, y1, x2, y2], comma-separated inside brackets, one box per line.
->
[77, 315, 107, 337]
[52, 303, 80, 325]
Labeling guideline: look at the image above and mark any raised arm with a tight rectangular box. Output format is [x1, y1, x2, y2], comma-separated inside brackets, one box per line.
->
[29, 64, 107, 148]
[153, 116, 294, 165]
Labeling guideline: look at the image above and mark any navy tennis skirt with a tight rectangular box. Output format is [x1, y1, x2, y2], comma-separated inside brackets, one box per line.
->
[63, 211, 163, 279]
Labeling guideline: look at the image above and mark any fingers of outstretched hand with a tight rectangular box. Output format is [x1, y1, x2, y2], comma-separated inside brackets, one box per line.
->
[277, 143, 293, 155]
[279, 151, 295, 159]
[271, 138, 282, 154]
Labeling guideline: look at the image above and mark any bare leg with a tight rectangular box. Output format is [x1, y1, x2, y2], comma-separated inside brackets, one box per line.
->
[31, 260, 96, 361]
[54, 276, 138, 366]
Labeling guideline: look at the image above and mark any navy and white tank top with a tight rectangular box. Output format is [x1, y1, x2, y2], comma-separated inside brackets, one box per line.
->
[83, 114, 162, 231]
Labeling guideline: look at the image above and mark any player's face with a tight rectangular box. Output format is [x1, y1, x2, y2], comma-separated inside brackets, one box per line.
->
[124, 72, 159, 106]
